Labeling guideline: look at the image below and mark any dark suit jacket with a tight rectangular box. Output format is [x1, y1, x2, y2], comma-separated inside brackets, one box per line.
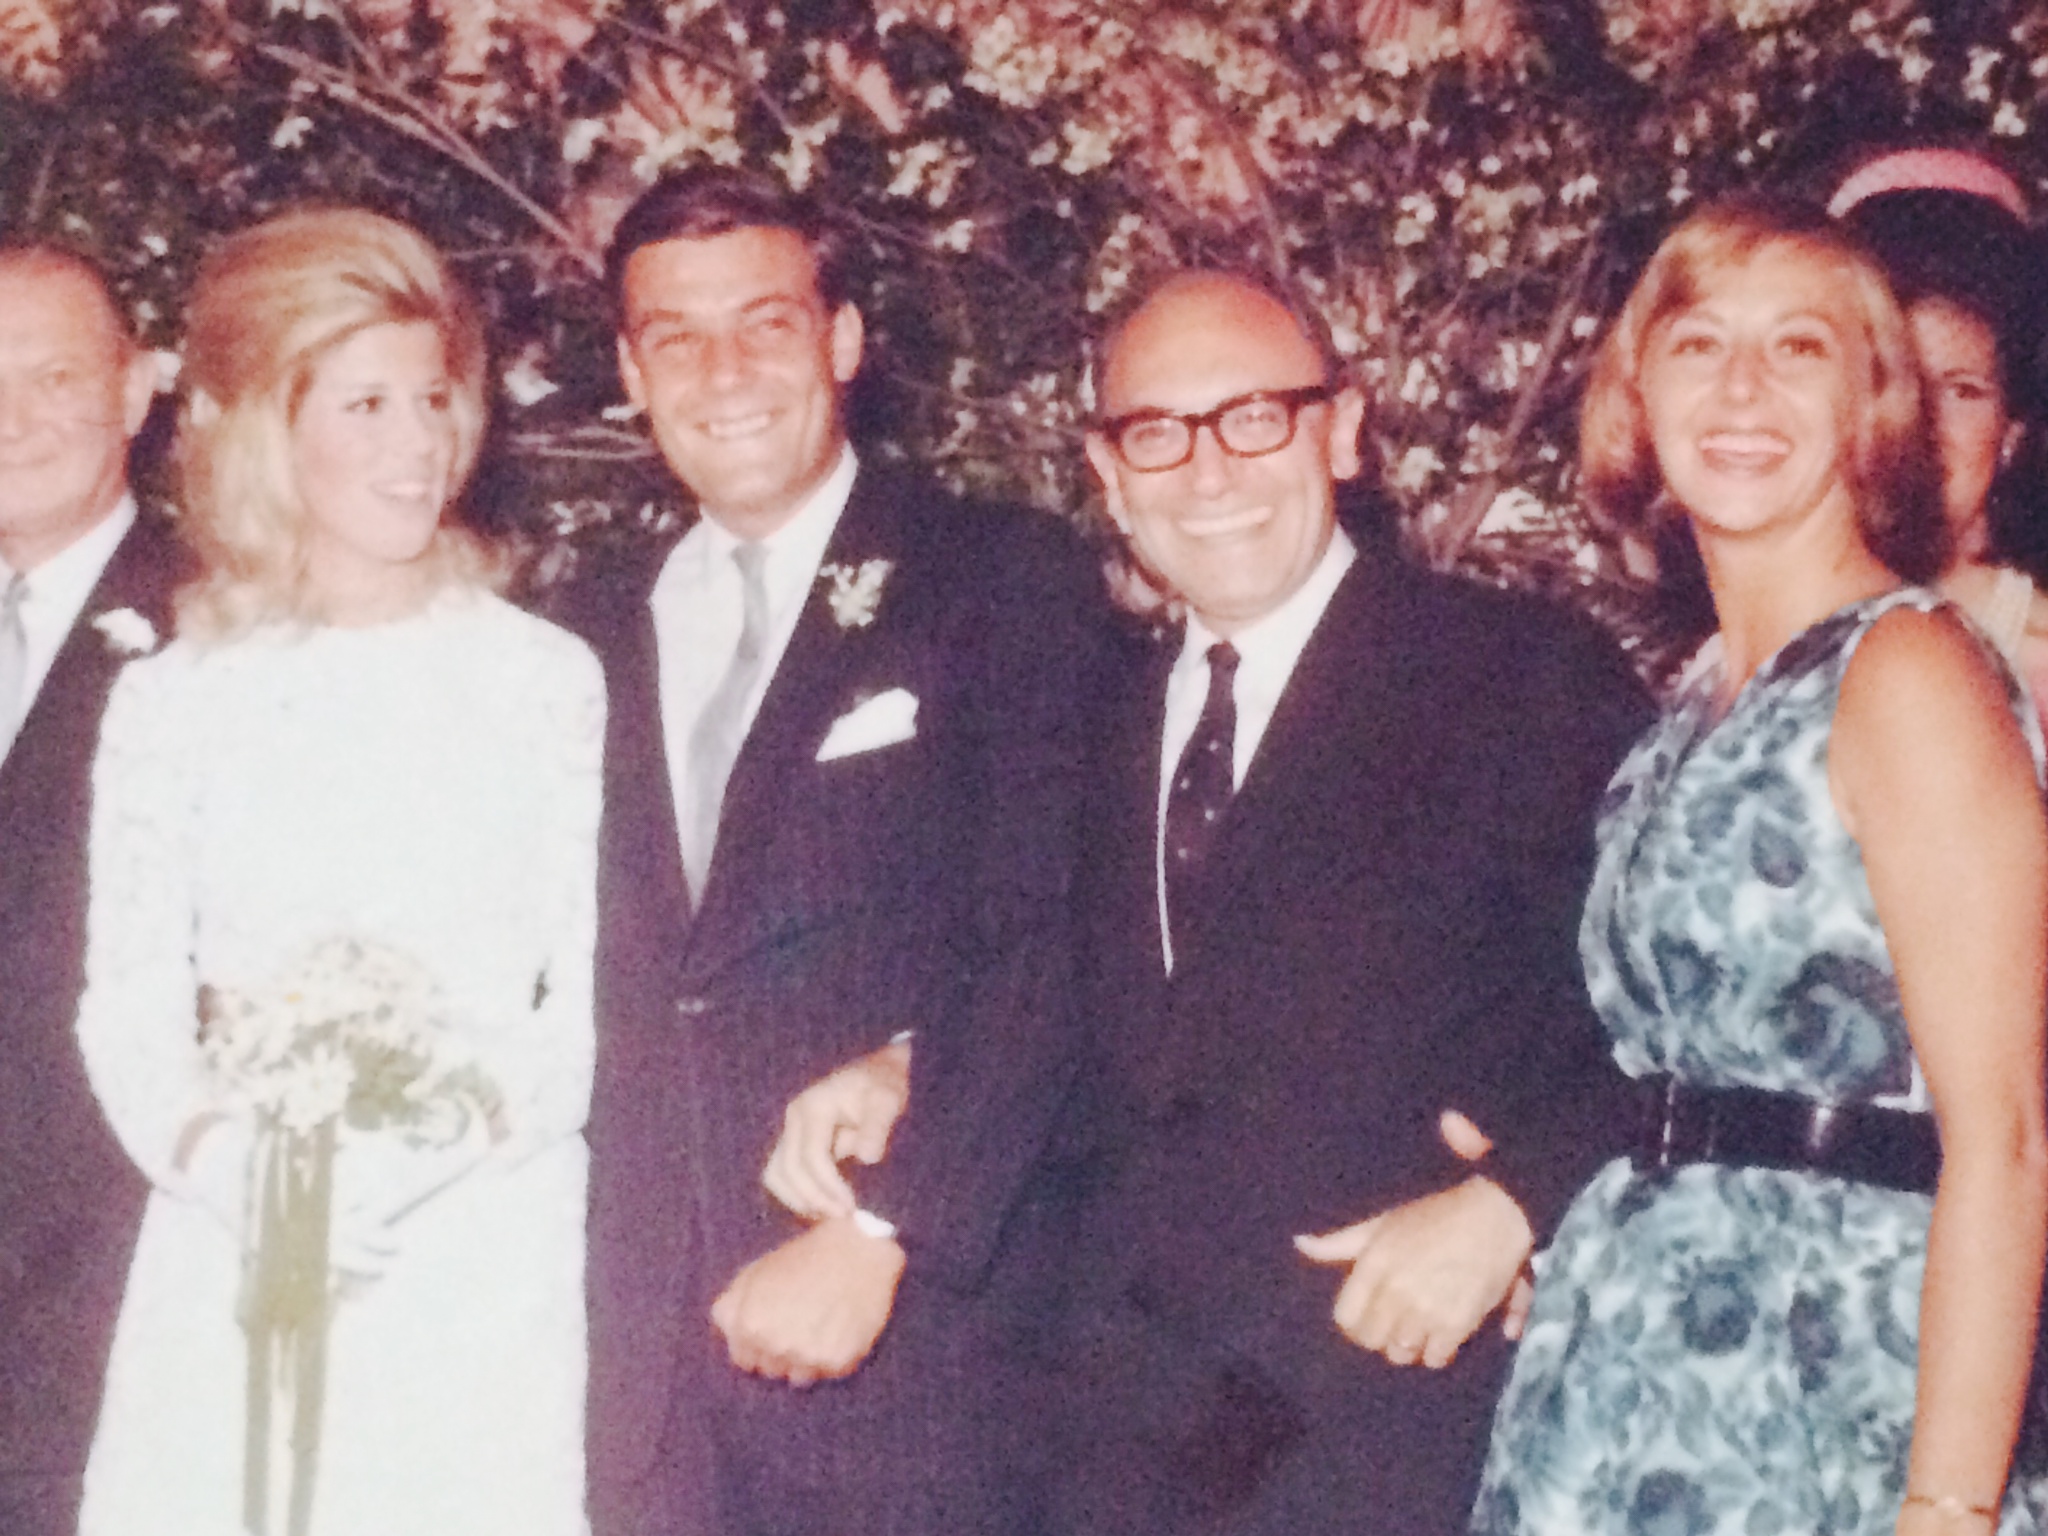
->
[558, 469, 1103, 1536]
[1055, 552, 1647, 1536]
[0, 513, 189, 1536]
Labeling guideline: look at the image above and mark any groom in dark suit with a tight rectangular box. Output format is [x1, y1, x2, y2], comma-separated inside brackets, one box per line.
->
[565, 169, 1101, 1535]
[0, 244, 186, 1536]
[1051, 269, 1647, 1533]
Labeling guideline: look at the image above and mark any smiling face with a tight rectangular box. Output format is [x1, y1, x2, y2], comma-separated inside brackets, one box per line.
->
[617, 226, 863, 540]
[1910, 297, 2016, 560]
[0, 255, 156, 571]
[1084, 275, 1365, 635]
[291, 320, 458, 611]
[1639, 242, 1867, 553]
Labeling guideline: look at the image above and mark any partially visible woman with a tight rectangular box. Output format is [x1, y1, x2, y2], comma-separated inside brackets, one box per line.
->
[1471, 198, 2048, 1536]
[1832, 145, 2048, 708]
[74, 208, 602, 1535]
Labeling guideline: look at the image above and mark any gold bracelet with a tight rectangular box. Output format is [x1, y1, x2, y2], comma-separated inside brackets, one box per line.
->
[1903, 1492, 1999, 1524]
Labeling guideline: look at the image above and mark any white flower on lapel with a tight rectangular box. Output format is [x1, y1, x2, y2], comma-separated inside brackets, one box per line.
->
[819, 559, 893, 630]
[93, 608, 158, 657]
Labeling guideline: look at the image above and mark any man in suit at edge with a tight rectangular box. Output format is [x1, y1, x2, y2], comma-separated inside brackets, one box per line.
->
[1042, 268, 1649, 1533]
[0, 243, 185, 1536]
[561, 167, 1102, 1535]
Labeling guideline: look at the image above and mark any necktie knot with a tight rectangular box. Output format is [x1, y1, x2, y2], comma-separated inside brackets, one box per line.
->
[1205, 640, 1239, 688]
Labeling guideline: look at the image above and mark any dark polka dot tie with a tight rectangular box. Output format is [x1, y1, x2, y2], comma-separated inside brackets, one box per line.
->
[1165, 640, 1239, 955]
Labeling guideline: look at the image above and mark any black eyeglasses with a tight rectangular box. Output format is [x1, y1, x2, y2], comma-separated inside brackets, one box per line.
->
[1096, 385, 1336, 473]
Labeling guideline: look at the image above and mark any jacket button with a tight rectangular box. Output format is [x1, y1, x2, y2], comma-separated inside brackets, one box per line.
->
[674, 996, 709, 1017]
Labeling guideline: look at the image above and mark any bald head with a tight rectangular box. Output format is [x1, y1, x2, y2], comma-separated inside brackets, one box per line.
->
[0, 247, 155, 570]
[0, 246, 136, 351]
[1085, 270, 1365, 634]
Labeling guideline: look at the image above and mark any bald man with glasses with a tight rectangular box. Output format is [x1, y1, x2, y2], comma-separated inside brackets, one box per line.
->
[1040, 269, 1650, 1535]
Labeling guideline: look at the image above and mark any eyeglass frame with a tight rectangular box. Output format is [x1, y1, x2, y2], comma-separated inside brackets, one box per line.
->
[1093, 384, 1338, 473]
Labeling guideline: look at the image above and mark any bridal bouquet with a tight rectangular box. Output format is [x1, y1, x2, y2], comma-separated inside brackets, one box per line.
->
[199, 936, 500, 1536]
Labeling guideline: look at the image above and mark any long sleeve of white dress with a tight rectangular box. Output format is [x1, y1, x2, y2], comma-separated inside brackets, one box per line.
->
[472, 627, 603, 1170]
[75, 647, 216, 1195]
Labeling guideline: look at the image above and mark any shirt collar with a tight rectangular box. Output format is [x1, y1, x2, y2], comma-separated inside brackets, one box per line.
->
[3, 493, 137, 612]
[655, 445, 858, 610]
[696, 443, 857, 570]
[1179, 522, 1357, 674]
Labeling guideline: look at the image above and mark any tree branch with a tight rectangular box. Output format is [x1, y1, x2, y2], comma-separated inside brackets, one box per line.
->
[1425, 222, 1601, 567]
[242, 33, 602, 275]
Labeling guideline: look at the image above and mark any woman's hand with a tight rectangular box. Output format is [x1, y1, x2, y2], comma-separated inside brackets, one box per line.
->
[170, 1109, 254, 1240]
[330, 1109, 493, 1281]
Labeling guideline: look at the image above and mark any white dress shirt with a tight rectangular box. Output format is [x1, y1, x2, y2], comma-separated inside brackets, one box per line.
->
[649, 446, 859, 857]
[1155, 524, 1356, 971]
[2, 493, 137, 731]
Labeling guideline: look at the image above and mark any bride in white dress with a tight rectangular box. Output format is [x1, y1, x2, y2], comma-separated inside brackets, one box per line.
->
[74, 208, 602, 1536]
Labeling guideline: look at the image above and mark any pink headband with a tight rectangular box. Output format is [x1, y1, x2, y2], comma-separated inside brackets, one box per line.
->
[1829, 147, 2031, 222]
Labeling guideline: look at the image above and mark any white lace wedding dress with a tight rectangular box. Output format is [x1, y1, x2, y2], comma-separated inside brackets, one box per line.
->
[73, 587, 603, 1536]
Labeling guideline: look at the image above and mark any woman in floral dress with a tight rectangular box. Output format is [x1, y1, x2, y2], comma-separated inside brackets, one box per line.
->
[74, 209, 602, 1535]
[1471, 197, 2048, 1536]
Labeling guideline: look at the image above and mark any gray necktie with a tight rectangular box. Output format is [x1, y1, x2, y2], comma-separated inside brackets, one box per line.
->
[0, 572, 28, 759]
[682, 543, 770, 905]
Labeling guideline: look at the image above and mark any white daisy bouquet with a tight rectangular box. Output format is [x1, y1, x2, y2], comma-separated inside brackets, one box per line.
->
[198, 935, 500, 1536]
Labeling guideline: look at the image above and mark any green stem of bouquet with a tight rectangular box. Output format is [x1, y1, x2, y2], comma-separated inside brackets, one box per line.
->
[240, 1117, 335, 1536]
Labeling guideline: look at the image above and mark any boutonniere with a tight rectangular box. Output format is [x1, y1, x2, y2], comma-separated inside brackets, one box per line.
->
[93, 607, 159, 657]
[819, 559, 893, 630]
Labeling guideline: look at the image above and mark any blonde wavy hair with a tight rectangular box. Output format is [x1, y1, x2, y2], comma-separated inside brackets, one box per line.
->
[175, 206, 502, 639]
[1580, 194, 1946, 583]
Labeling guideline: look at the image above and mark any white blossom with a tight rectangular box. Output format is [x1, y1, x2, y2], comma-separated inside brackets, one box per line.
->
[562, 118, 605, 164]
[502, 350, 560, 407]
[1389, 444, 1442, 494]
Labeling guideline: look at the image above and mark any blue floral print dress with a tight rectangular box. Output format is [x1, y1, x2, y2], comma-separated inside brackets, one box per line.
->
[1471, 589, 2048, 1536]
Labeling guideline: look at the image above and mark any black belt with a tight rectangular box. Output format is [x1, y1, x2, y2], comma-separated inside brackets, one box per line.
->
[1632, 1073, 1940, 1195]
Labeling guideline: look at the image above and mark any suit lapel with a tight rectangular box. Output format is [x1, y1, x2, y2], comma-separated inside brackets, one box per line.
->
[599, 572, 696, 956]
[0, 514, 183, 820]
[1170, 558, 1397, 969]
[689, 470, 907, 949]
[1092, 628, 1181, 1098]
[1121, 633, 1176, 977]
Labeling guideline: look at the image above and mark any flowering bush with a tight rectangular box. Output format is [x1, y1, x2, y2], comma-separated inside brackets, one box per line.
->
[5, 0, 2046, 660]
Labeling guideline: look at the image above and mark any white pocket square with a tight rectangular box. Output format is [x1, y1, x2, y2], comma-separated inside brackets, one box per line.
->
[816, 687, 919, 762]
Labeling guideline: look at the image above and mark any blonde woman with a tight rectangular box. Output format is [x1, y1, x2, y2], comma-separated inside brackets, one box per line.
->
[1471, 199, 2048, 1536]
[74, 208, 601, 1535]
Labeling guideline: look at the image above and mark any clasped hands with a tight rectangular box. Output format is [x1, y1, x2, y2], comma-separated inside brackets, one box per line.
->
[711, 1038, 912, 1387]
[717, 1043, 1535, 1382]
[175, 1102, 498, 1285]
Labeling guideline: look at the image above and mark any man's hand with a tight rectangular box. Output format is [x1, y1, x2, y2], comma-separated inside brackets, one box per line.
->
[710, 1216, 907, 1386]
[762, 1038, 912, 1220]
[1437, 1109, 1536, 1339]
[1293, 1168, 1534, 1370]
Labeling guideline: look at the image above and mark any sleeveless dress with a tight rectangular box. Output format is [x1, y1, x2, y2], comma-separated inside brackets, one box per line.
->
[1471, 589, 2048, 1536]
[73, 588, 603, 1536]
